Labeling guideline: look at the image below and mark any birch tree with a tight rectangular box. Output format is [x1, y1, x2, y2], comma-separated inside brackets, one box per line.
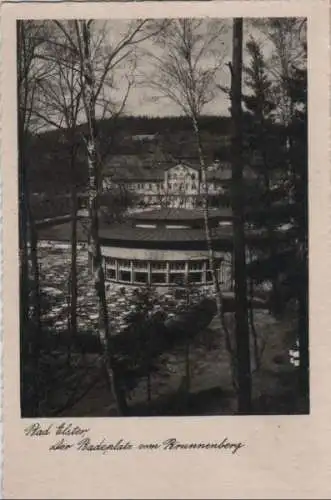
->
[50, 19, 165, 415]
[32, 22, 84, 358]
[145, 18, 238, 382]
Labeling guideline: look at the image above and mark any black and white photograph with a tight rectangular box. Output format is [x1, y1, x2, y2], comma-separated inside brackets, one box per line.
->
[18, 16, 309, 418]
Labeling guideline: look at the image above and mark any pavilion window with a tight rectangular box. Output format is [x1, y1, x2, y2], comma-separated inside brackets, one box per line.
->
[169, 261, 185, 271]
[106, 268, 116, 280]
[134, 271, 148, 284]
[189, 261, 203, 271]
[151, 272, 167, 284]
[119, 270, 131, 282]
[133, 260, 148, 270]
[105, 257, 116, 268]
[118, 259, 131, 270]
[169, 273, 186, 285]
[188, 272, 202, 283]
[151, 261, 167, 271]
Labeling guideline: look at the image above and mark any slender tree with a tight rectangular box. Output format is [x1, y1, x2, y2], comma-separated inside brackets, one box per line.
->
[72, 19, 128, 414]
[146, 19, 237, 381]
[33, 22, 84, 358]
[17, 20, 52, 416]
[58, 19, 166, 414]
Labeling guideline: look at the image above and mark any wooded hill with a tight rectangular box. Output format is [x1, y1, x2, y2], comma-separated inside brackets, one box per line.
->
[26, 115, 233, 196]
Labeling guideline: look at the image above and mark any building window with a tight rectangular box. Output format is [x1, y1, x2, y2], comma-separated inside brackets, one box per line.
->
[119, 270, 131, 282]
[134, 271, 148, 284]
[169, 273, 186, 285]
[169, 261, 185, 271]
[133, 260, 148, 270]
[118, 259, 131, 269]
[151, 261, 167, 270]
[106, 268, 116, 280]
[151, 273, 166, 284]
[105, 257, 116, 268]
[188, 272, 202, 283]
[189, 261, 203, 271]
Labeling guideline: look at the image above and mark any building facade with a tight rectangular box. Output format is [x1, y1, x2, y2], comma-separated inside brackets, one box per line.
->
[102, 160, 233, 208]
[96, 208, 234, 292]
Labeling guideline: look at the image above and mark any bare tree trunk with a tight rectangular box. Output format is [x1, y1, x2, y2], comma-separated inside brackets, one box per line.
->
[29, 215, 42, 343]
[24, 159, 42, 415]
[19, 147, 30, 341]
[21, 158, 42, 416]
[231, 18, 252, 413]
[68, 151, 78, 365]
[80, 21, 128, 415]
[192, 116, 236, 386]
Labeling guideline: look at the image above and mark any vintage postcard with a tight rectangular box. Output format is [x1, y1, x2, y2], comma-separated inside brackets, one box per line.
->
[1, 0, 330, 498]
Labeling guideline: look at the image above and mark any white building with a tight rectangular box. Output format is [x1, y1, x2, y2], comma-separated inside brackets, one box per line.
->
[103, 159, 235, 208]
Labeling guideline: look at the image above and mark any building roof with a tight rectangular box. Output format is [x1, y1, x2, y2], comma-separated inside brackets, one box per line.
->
[128, 207, 232, 222]
[37, 219, 89, 242]
[37, 217, 291, 251]
[102, 155, 171, 182]
[98, 224, 230, 242]
[98, 223, 290, 248]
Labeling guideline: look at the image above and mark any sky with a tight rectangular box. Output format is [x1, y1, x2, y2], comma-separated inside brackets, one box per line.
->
[28, 17, 306, 129]
[92, 18, 277, 118]
[90, 20, 270, 116]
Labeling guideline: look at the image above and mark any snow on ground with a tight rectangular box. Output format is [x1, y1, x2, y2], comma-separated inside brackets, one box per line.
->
[38, 243, 207, 335]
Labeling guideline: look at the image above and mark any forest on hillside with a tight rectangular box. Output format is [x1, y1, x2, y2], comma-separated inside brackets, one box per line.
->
[27, 114, 232, 196]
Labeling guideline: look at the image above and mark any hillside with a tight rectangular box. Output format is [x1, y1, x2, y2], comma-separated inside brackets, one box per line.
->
[25, 115, 233, 197]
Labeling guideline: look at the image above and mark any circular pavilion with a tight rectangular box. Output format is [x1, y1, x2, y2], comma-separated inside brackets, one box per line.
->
[97, 207, 234, 292]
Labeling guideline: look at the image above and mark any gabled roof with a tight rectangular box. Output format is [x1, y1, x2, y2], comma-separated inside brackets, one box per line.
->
[102, 155, 171, 181]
